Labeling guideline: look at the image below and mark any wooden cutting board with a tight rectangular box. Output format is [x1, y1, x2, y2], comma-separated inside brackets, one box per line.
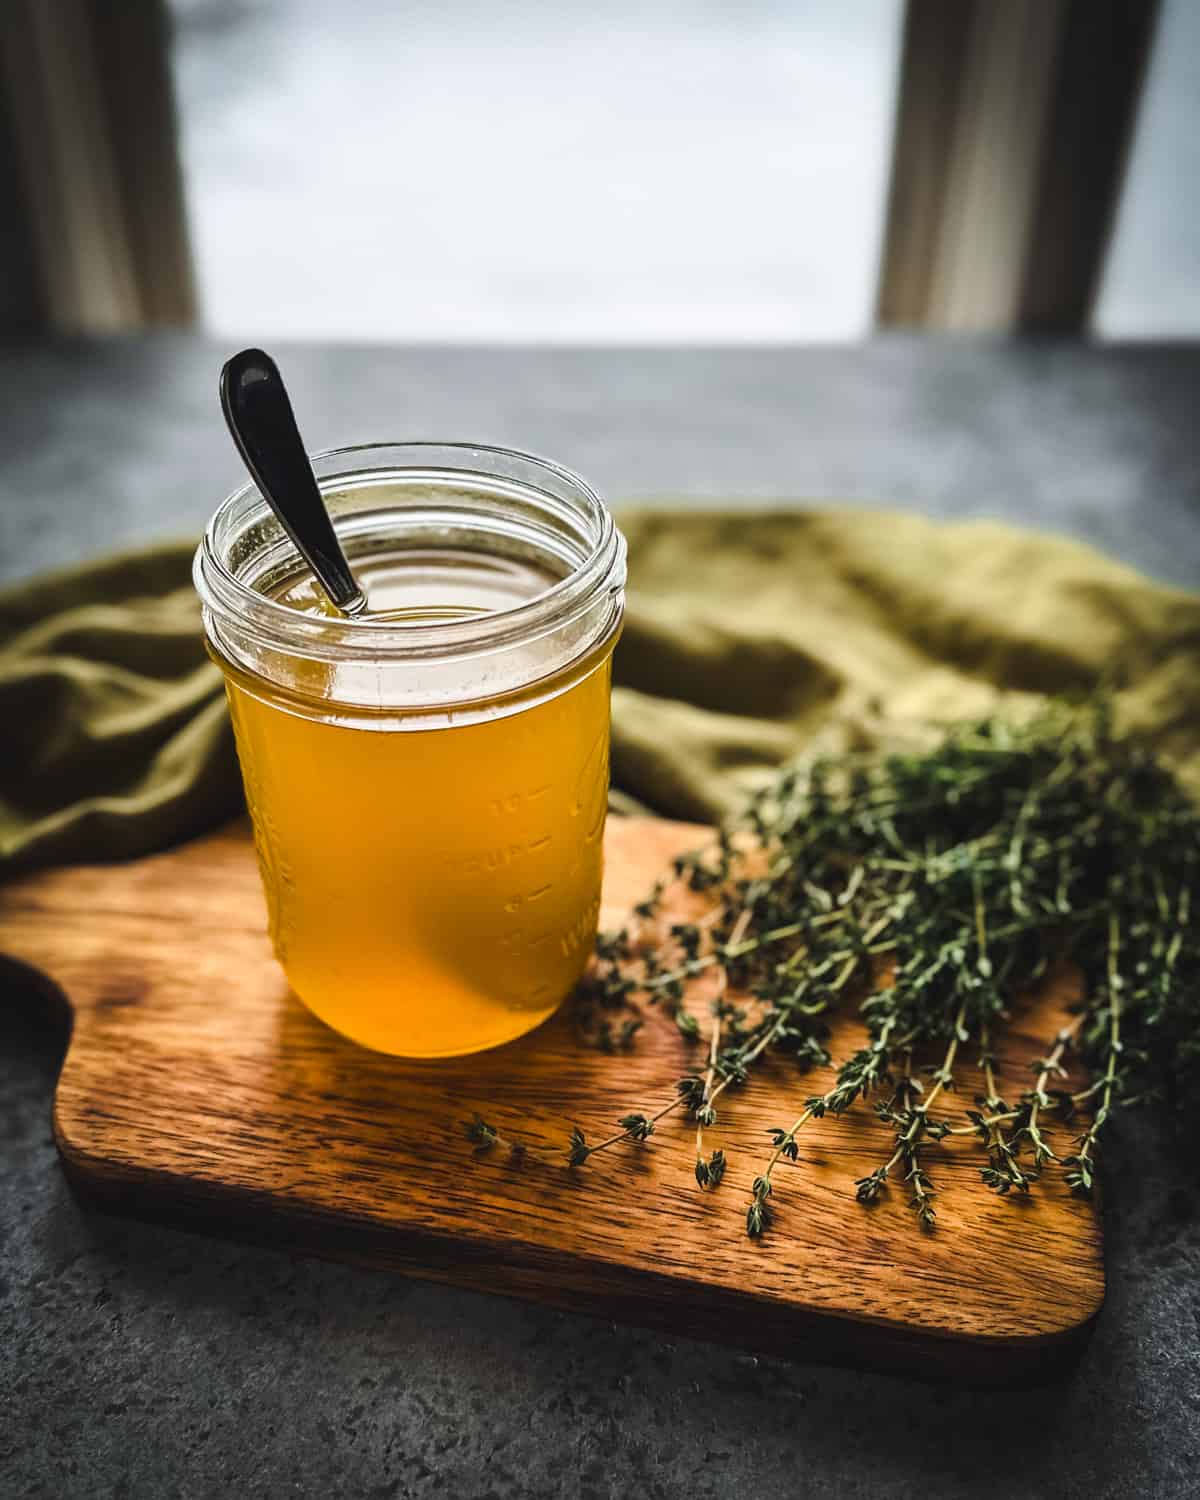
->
[0, 816, 1103, 1384]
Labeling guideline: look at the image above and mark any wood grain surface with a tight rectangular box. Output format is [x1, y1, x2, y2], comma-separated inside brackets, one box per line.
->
[0, 816, 1103, 1384]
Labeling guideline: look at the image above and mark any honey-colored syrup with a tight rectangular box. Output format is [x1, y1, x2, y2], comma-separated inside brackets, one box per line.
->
[224, 550, 613, 1056]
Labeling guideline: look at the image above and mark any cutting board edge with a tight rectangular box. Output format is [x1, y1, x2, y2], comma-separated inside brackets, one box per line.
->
[2, 817, 1107, 1388]
[51, 1091, 1106, 1385]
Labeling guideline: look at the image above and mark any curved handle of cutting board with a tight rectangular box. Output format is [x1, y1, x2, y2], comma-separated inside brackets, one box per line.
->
[0, 892, 109, 1030]
[0, 950, 74, 1035]
[0, 823, 268, 1026]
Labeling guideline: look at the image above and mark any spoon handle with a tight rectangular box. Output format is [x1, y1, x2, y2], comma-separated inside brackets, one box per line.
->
[220, 348, 367, 617]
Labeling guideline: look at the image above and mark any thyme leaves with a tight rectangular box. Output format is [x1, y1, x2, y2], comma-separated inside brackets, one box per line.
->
[565, 703, 1200, 1235]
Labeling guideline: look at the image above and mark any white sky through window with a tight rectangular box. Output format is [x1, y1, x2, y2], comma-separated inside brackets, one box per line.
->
[168, 0, 903, 342]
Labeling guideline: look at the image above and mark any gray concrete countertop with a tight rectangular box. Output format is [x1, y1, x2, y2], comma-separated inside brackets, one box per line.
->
[2, 336, 1199, 1499]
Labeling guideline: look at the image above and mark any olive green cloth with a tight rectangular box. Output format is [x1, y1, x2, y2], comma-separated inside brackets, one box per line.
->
[3, 510, 1199, 878]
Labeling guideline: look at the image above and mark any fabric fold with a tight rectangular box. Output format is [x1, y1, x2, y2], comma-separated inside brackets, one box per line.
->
[2, 510, 1197, 878]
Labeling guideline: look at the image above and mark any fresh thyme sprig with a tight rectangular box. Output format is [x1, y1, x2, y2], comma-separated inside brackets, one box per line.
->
[565, 701, 1200, 1235]
[464, 1113, 527, 1160]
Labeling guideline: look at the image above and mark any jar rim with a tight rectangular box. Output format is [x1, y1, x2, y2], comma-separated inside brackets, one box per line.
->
[194, 440, 626, 666]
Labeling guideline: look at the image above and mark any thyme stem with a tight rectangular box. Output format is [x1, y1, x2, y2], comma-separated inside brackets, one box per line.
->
[556, 701, 1200, 1232]
[695, 909, 750, 1171]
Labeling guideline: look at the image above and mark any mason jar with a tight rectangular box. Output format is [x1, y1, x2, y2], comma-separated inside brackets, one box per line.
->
[194, 442, 627, 1057]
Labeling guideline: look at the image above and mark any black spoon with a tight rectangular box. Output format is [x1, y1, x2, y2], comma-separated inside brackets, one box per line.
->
[220, 347, 367, 617]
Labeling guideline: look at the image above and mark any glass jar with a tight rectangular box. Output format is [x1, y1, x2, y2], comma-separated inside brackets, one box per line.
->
[194, 442, 627, 1057]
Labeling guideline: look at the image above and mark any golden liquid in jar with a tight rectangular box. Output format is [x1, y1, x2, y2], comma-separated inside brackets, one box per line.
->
[223, 550, 613, 1057]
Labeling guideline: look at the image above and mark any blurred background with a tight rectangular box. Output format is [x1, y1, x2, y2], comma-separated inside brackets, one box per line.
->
[1, 0, 1195, 344]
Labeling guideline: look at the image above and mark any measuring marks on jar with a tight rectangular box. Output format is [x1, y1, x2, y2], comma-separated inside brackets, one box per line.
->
[474, 730, 610, 1002]
[485, 782, 565, 968]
